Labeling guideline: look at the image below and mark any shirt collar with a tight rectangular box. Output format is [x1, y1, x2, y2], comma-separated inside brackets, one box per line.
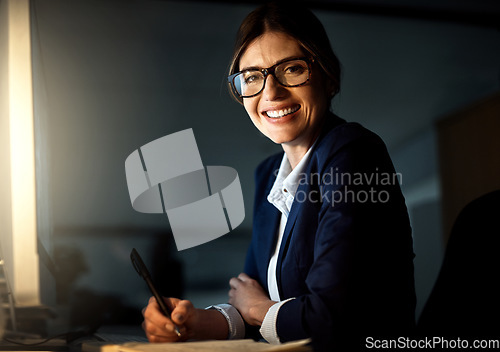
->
[267, 143, 316, 216]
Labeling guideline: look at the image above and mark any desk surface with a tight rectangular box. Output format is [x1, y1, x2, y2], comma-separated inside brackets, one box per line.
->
[2, 326, 313, 352]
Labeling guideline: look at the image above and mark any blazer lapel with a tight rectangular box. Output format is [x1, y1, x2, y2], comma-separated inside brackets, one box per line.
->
[257, 157, 284, 289]
[274, 144, 321, 297]
[275, 180, 306, 297]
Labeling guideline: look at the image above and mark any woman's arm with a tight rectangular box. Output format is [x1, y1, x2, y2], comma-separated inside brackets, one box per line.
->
[228, 273, 276, 326]
[274, 130, 416, 347]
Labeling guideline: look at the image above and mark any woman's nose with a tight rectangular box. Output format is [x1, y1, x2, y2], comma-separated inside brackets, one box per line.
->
[261, 75, 286, 101]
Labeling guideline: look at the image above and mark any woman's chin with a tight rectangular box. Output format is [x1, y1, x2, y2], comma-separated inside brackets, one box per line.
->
[266, 132, 299, 146]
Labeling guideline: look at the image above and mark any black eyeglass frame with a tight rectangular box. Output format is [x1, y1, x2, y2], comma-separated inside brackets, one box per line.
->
[228, 57, 314, 99]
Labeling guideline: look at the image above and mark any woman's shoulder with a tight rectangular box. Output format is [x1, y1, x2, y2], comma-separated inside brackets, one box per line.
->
[313, 114, 392, 170]
[319, 114, 385, 151]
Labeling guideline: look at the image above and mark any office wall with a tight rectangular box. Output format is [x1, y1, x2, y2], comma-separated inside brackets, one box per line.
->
[30, 0, 500, 326]
[391, 129, 443, 318]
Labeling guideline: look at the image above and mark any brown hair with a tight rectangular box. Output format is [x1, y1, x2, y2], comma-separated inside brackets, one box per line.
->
[228, 1, 341, 103]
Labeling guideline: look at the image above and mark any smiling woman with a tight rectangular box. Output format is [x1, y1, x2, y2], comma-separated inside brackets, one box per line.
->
[236, 32, 333, 166]
[142, 2, 416, 351]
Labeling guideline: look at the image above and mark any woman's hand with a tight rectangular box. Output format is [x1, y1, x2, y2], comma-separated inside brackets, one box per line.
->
[228, 273, 275, 326]
[142, 296, 198, 342]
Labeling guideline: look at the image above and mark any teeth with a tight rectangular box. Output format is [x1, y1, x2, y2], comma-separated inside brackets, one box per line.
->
[266, 106, 299, 118]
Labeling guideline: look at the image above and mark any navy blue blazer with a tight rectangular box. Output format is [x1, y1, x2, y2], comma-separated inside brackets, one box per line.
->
[244, 115, 416, 349]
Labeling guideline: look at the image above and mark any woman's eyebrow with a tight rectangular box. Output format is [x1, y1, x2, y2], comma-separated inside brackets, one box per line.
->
[239, 65, 260, 72]
[239, 56, 301, 72]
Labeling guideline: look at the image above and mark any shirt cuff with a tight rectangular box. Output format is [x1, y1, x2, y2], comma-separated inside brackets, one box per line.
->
[259, 298, 295, 344]
[205, 303, 245, 340]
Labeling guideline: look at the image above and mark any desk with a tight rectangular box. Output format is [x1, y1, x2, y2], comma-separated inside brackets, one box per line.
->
[81, 339, 312, 352]
[2, 327, 313, 352]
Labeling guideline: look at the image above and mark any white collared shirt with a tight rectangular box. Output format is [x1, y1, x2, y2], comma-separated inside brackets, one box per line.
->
[259, 147, 314, 343]
[265, 148, 314, 301]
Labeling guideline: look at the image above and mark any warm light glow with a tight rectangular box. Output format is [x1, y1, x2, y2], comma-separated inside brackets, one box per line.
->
[7, 0, 40, 306]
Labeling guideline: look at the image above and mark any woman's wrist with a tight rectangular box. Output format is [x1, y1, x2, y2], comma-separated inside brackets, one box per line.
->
[192, 308, 230, 340]
[249, 300, 276, 326]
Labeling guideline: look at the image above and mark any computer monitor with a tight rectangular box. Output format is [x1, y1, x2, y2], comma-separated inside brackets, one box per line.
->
[0, 0, 58, 337]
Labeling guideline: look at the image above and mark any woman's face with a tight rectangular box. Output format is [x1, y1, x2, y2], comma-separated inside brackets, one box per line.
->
[239, 31, 331, 149]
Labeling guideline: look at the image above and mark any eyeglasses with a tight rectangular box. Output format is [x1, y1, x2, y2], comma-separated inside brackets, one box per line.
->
[228, 57, 313, 98]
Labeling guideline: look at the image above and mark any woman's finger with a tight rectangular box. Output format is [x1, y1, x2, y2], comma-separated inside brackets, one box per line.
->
[171, 299, 193, 324]
[229, 276, 241, 289]
[143, 296, 185, 342]
[143, 317, 171, 338]
[238, 272, 250, 281]
[144, 317, 183, 343]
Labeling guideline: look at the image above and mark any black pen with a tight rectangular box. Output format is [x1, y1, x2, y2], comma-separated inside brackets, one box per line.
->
[131, 248, 181, 337]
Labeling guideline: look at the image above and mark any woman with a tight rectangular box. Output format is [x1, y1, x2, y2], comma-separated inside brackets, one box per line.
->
[143, 2, 416, 349]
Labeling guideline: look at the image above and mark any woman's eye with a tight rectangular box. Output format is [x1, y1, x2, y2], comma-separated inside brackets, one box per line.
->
[244, 74, 261, 85]
[284, 65, 305, 75]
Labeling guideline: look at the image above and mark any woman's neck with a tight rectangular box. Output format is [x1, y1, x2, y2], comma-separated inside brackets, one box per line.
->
[282, 114, 328, 169]
[282, 144, 309, 170]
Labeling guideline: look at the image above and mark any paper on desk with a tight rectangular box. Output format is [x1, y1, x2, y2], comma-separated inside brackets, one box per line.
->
[117, 339, 312, 352]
